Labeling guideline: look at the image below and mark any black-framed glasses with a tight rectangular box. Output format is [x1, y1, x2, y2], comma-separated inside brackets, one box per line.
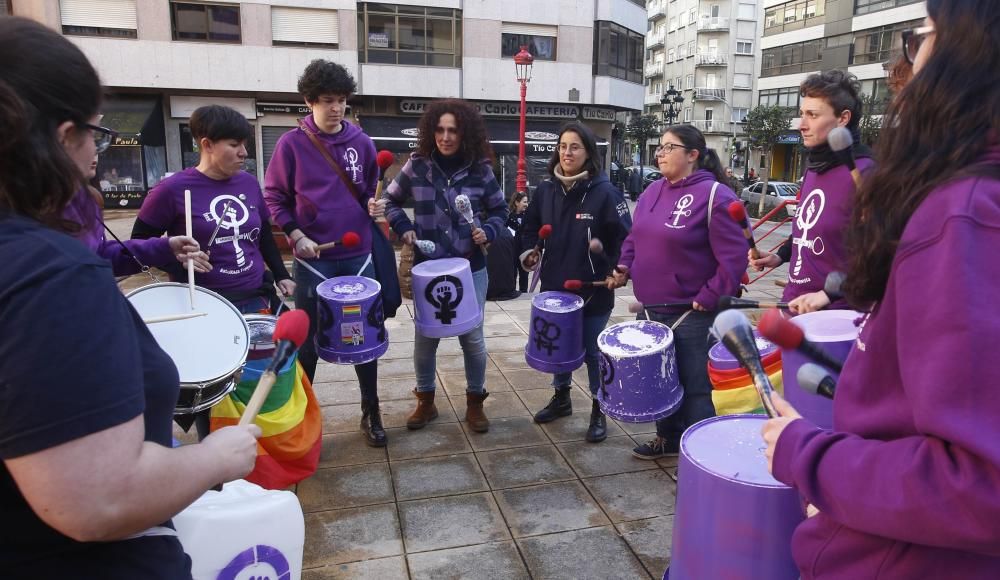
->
[901, 25, 935, 65]
[82, 123, 118, 154]
[655, 142, 690, 156]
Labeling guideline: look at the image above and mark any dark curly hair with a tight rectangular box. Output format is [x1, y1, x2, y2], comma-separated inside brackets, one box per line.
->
[416, 99, 494, 165]
[297, 59, 356, 103]
[189, 105, 252, 143]
[799, 70, 863, 133]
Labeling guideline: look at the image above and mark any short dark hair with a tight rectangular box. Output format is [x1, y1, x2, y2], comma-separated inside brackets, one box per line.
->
[297, 59, 357, 102]
[189, 105, 252, 143]
[799, 70, 863, 132]
[547, 121, 602, 177]
[415, 99, 494, 164]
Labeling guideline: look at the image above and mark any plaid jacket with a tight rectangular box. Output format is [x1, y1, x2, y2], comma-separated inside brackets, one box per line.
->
[384, 153, 508, 271]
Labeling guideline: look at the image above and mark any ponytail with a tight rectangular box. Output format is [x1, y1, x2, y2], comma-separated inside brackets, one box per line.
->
[698, 148, 728, 185]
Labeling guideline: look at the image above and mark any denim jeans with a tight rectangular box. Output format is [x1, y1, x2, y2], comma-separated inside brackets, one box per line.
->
[552, 310, 613, 396]
[641, 310, 718, 441]
[414, 267, 488, 394]
[294, 254, 378, 401]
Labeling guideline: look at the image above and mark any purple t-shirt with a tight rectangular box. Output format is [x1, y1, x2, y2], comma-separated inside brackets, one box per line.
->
[139, 168, 269, 294]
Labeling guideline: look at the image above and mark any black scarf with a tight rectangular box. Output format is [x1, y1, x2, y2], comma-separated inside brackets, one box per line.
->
[806, 128, 873, 174]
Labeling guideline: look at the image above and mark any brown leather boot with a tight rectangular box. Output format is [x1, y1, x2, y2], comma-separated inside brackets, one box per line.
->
[465, 391, 490, 433]
[406, 389, 438, 430]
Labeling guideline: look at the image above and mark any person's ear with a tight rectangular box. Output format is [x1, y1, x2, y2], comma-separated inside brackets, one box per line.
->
[837, 109, 851, 128]
[56, 120, 78, 148]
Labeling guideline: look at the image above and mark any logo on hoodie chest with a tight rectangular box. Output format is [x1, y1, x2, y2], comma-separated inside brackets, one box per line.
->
[665, 194, 694, 229]
[575, 213, 594, 221]
[343, 147, 363, 183]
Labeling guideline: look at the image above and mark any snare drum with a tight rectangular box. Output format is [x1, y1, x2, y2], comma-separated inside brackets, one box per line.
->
[127, 283, 249, 414]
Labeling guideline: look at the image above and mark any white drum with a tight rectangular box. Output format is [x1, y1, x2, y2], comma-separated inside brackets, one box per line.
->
[127, 283, 249, 414]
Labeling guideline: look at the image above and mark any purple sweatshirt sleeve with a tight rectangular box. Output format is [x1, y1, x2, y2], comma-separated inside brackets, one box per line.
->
[263, 133, 298, 234]
[694, 191, 748, 309]
[773, 215, 1000, 555]
[96, 237, 173, 276]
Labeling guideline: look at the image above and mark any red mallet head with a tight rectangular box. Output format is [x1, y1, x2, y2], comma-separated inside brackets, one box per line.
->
[741, 271, 750, 285]
[539, 224, 553, 239]
[758, 308, 804, 350]
[342, 231, 362, 247]
[273, 309, 310, 348]
[563, 279, 584, 291]
[376, 150, 395, 171]
[727, 201, 748, 224]
[589, 238, 604, 254]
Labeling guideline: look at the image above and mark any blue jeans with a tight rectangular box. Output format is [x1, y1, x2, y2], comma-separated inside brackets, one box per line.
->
[414, 267, 488, 394]
[552, 311, 613, 396]
[293, 254, 377, 395]
[640, 310, 718, 441]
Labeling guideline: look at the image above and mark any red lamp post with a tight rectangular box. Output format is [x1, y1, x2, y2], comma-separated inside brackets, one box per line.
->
[514, 45, 534, 195]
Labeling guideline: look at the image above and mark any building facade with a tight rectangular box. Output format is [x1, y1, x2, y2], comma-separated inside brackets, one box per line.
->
[642, 0, 759, 170]
[9, 0, 646, 207]
[756, 0, 924, 180]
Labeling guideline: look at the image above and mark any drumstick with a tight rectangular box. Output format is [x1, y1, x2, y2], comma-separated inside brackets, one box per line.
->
[316, 231, 361, 251]
[527, 224, 553, 293]
[454, 194, 487, 256]
[239, 310, 310, 426]
[628, 301, 693, 314]
[727, 201, 760, 260]
[205, 199, 233, 253]
[184, 189, 195, 310]
[775, 279, 788, 288]
[143, 312, 208, 325]
[718, 296, 789, 310]
[564, 279, 610, 290]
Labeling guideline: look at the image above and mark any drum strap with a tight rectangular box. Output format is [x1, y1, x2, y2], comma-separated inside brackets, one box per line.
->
[101, 218, 159, 282]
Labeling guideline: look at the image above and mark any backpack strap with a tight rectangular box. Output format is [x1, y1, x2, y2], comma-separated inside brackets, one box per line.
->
[707, 181, 719, 229]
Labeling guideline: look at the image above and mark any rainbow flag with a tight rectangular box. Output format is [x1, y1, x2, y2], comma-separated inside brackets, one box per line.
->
[210, 353, 322, 489]
[342, 304, 361, 317]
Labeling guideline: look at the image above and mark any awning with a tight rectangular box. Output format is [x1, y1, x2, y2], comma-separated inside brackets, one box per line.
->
[358, 116, 607, 155]
[102, 96, 165, 147]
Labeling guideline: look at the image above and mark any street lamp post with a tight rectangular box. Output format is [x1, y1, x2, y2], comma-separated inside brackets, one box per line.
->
[514, 46, 534, 195]
[660, 85, 684, 127]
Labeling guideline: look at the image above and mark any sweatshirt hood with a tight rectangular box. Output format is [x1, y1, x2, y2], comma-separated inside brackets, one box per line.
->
[302, 114, 364, 145]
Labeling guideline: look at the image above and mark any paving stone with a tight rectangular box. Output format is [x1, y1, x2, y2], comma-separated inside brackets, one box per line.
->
[398, 493, 510, 553]
[439, 370, 512, 396]
[391, 453, 488, 501]
[489, 351, 532, 371]
[298, 463, 395, 512]
[379, 397, 458, 430]
[617, 516, 674, 578]
[477, 445, 577, 489]
[483, 322, 526, 338]
[557, 436, 660, 478]
[485, 335, 529, 353]
[303, 504, 402, 568]
[374, 376, 420, 401]
[314, 365, 363, 384]
[407, 541, 530, 580]
[385, 422, 473, 461]
[499, 368, 553, 391]
[381, 339, 416, 360]
[583, 470, 677, 523]
[436, 353, 499, 374]
[516, 388, 623, 443]
[516, 526, 650, 580]
[496, 298, 534, 312]
[321, 403, 361, 434]
[313, 380, 361, 406]
[454, 391, 529, 421]
[375, 357, 421, 378]
[318, 432, 387, 469]
[302, 556, 409, 580]
[462, 416, 548, 452]
[494, 481, 610, 538]
[614, 418, 659, 436]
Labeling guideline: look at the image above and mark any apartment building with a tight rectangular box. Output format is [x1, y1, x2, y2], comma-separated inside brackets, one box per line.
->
[757, 0, 925, 180]
[642, 0, 759, 168]
[8, 0, 646, 207]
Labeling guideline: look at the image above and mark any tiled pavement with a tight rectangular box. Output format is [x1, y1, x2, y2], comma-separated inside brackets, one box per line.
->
[108, 209, 793, 579]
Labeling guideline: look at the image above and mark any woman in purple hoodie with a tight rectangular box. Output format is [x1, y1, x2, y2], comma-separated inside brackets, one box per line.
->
[610, 125, 746, 460]
[763, 1, 1000, 576]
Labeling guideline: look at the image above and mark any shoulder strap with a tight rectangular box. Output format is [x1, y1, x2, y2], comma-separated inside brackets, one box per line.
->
[298, 120, 366, 210]
[706, 181, 719, 229]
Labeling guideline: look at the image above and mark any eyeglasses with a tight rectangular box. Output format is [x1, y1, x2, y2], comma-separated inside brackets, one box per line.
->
[901, 25, 935, 65]
[558, 143, 584, 154]
[83, 123, 118, 154]
[655, 142, 690, 156]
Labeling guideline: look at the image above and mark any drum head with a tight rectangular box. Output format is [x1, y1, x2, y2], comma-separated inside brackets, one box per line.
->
[127, 283, 249, 384]
[682, 415, 786, 487]
[532, 291, 584, 313]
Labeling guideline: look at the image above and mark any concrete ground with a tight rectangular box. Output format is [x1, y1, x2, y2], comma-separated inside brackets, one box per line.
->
[105, 207, 792, 580]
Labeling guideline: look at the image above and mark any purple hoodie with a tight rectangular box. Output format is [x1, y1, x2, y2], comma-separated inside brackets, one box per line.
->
[783, 158, 874, 306]
[618, 169, 747, 310]
[62, 187, 172, 276]
[773, 150, 1000, 578]
[264, 116, 377, 260]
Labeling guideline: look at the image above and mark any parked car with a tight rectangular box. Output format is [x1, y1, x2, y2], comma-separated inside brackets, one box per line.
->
[740, 181, 800, 219]
[623, 165, 662, 200]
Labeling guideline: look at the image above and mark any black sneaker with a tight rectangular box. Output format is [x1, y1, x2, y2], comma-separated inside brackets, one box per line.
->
[631, 437, 679, 460]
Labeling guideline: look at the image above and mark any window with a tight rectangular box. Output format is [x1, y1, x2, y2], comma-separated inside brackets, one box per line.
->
[676, 76, 683, 90]
[860, 78, 891, 114]
[738, 3, 756, 20]
[854, 0, 920, 16]
[61, 0, 137, 38]
[733, 73, 751, 88]
[732, 107, 749, 122]
[3, 0, 10, 14]
[685, 74, 694, 89]
[689, 8, 697, 24]
[852, 19, 921, 65]
[171, 1, 240, 43]
[502, 23, 557, 61]
[594, 21, 643, 83]
[669, 16, 677, 31]
[826, 33, 852, 48]
[667, 48, 675, 62]
[711, 5, 720, 18]
[763, 0, 826, 34]
[736, 40, 753, 54]
[358, 4, 462, 67]
[683, 107, 692, 122]
[758, 87, 801, 111]
[761, 39, 824, 77]
[272, 7, 339, 48]
[678, 43, 686, 59]
[688, 40, 696, 57]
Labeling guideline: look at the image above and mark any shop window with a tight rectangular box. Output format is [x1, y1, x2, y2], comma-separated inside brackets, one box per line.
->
[171, 1, 241, 43]
[358, 3, 461, 67]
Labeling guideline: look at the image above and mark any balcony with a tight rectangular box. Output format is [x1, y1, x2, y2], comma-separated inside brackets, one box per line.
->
[645, 30, 665, 49]
[644, 91, 664, 106]
[697, 16, 730, 31]
[695, 53, 728, 66]
[648, 0, 666, 20]
[689, 119, 731, 134]
[645, 61, 664, 77]
[694, 87, 726, 101]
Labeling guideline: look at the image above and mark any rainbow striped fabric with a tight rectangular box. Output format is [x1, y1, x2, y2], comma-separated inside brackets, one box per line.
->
[342, 304, 361, 317]
[210, 353, 322, 489]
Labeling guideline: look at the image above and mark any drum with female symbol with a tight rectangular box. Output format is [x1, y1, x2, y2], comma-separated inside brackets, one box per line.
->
[524, 291, 585, 373]
[411, 258, 482, 338]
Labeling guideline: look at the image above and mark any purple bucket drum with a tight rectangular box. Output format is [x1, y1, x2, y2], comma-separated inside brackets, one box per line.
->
[525, 291, 585, 373]
[411, 258, 482, 338]
[782, 310, 860, 430]
[668, 415, 804, 580]
[596, 320, 682, 423]
[315, 276, 388, 365]
[709, 329, 780, 371]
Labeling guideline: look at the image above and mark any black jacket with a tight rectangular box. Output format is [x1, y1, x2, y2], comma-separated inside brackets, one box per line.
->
[521, 173, 629, 316]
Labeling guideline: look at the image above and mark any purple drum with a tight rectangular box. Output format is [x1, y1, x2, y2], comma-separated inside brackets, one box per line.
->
[668, 415, 804, 580]
[709, 330, 779, 371]
[782, 310, 860, 430]
[596, 320, 682, 423]
[315, 276, 389, 365]
[525, 292, 585, 373]
[411, 258, 482, 338]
